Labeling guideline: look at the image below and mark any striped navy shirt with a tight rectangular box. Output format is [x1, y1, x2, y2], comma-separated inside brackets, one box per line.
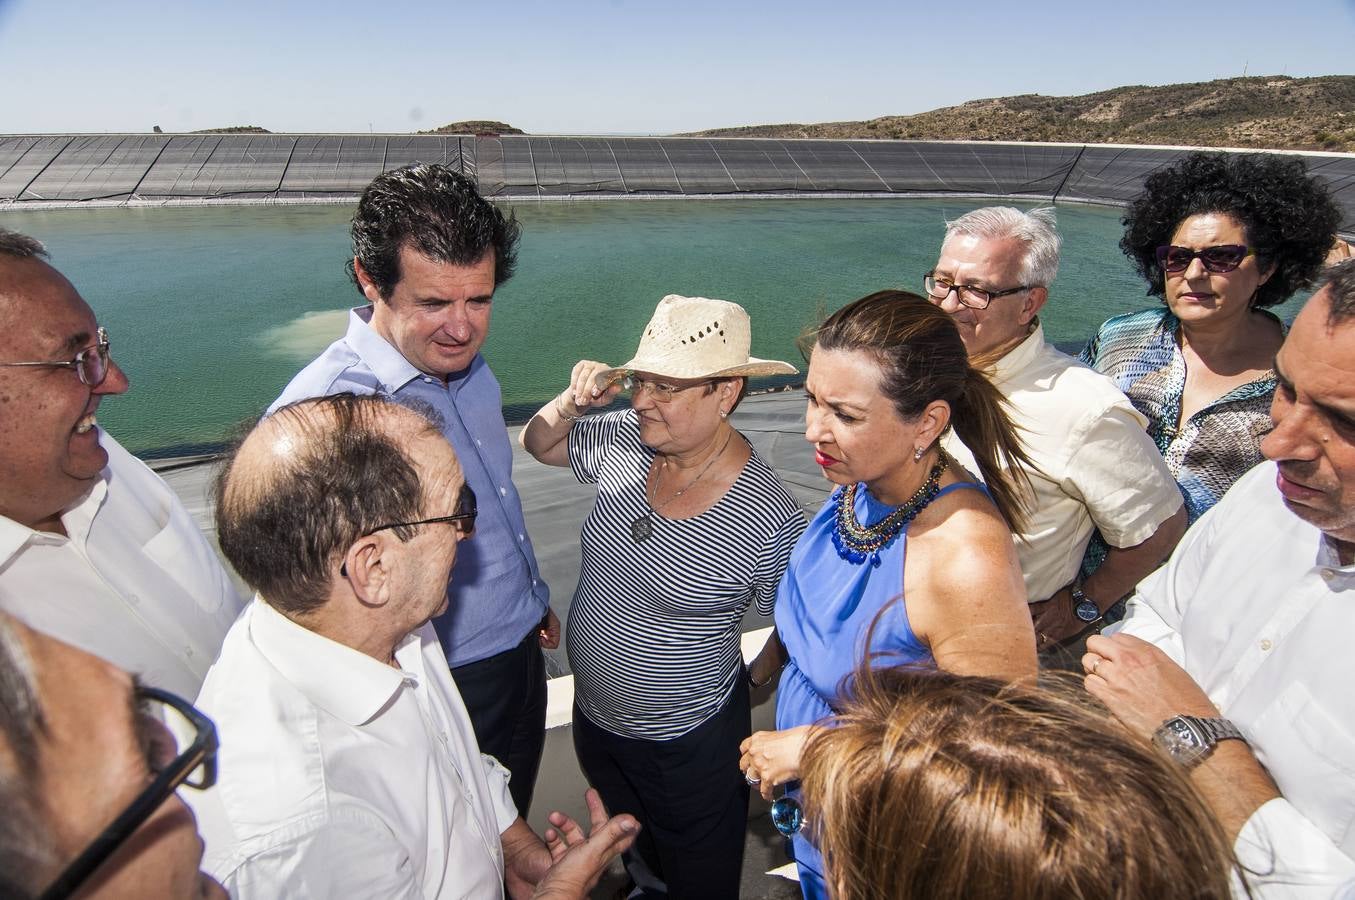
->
[566, 410, 806, 740]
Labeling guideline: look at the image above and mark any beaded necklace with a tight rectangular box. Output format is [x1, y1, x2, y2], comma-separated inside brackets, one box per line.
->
[830, 454, 949, 567]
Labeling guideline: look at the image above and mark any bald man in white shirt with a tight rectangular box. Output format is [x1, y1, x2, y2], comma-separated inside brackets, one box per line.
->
[0, 227, 243, 697]
[188, 393, 635, 898]
[1085, 262, 1355, 897]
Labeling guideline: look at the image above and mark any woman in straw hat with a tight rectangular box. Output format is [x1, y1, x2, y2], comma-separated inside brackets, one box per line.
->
[522, 294, 807, 899]
[738, 291, 1038, 899]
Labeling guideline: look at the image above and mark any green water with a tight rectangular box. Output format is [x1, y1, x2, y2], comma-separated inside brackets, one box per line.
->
[0, 199, 1310, 457]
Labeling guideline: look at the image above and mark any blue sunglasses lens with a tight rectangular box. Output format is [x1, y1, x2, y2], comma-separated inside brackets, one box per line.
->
[770, 796, 805, 836]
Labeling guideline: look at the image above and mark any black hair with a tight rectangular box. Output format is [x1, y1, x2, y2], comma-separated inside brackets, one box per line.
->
[1120, 152, 1340, 309]
[348, 163, 520, 298]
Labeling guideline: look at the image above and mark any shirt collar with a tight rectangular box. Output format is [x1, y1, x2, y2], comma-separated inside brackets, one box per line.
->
[247, 596, 419, 726]
[991, 321, 1047, 384]
[345, 306, 425, 394]
[0, 470, 107, 565]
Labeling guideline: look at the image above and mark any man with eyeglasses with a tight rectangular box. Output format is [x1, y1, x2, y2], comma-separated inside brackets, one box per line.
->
[925, 207, 1186, 660]
[0, 610, 227, 900]
[187, 393, 636, 897]
[270, 164, 554, 819]
[0, 228, 243, 698]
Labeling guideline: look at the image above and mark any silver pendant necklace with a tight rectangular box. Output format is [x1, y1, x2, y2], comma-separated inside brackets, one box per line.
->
[631, 429, 735, 543]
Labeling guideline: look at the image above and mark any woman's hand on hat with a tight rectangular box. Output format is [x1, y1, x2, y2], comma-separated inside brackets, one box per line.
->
[568, 360, 623, 411]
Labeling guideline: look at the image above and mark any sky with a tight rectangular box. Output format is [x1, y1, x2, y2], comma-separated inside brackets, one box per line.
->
[1, 0, 1352, 135]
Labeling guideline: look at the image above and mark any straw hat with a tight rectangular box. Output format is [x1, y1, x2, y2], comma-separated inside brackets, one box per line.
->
[599, 294, 798, 383]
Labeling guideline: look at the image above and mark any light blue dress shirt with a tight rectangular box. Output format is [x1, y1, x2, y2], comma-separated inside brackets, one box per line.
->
[270, 306, 549, 668]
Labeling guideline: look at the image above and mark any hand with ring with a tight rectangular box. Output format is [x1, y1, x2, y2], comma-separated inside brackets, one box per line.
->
[738, 726, 814, 802]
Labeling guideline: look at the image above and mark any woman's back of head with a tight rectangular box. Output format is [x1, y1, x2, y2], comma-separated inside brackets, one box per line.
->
[800, 666, 1238, 900]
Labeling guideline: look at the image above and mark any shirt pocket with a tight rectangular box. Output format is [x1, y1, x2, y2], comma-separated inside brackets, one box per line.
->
[1248, 680, 1355, 852]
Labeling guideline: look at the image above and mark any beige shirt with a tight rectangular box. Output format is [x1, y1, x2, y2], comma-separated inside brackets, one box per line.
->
[944, 324, 1182, 603]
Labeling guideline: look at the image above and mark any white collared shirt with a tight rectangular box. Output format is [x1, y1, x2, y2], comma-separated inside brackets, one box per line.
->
[1119, 462, 1355, 897]
[943, 324, 1183, 602]
[187, 598, 518, 899]
[0, 432, 244, 697]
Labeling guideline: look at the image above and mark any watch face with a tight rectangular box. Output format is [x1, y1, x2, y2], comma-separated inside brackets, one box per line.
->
[1155, 717, 1210, 766]
[1074, 598, 1100, 622]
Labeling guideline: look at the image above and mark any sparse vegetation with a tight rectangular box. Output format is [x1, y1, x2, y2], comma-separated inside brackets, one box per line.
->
[191, 125, 272, 134]
[419, 120, 525, 135]
[685, 76, 1355, 152]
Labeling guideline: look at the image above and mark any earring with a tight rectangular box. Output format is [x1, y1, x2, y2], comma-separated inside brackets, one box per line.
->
[720, 410, 729, 419]
[914, 446, 925, 461]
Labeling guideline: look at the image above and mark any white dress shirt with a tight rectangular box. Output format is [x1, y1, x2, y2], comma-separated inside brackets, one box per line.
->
[1119, 462, 1355, 897]
[943, 324, 1183, 602]
[0, 432, 244, 697]
[188, 598, 519, 899]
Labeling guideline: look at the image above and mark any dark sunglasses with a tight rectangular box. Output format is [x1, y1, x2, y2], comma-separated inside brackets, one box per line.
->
[39, 686, 218, 900]
[340, 485, 477, 576]
[1155, 244, 1255, 274]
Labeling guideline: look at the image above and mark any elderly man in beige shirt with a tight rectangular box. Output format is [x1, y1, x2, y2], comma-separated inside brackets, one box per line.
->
[927, 207, 1187, 655]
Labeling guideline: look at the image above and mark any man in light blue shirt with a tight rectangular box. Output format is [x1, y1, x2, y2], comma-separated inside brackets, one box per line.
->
[270, 164, 556, 817]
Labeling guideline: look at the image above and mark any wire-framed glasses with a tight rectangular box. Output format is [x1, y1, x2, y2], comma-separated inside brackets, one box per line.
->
[923, 272, 1030, 311]
[39, 686, 218, 900]
[367, 484, 478, 538]
[0, 326, 112, 386]
[622, 375, 714, 403]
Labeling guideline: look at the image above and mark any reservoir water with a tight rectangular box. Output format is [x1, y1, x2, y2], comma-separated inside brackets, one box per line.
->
[0, 198, 1311, 458]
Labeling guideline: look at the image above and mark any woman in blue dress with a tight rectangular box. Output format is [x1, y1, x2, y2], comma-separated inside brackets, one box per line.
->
[740, 291, 1039, 898]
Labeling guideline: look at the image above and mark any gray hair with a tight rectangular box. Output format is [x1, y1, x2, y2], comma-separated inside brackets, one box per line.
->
[944, 206, 1062, 288]
[0, 615, 54, 899]
[0, 229, 48, 260]
[1322, 257, 1355, 326]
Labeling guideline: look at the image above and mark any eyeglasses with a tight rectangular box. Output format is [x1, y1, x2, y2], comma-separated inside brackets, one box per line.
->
[1155, 244, 1255, 274]
[367, 484, 478, 538]
[622, 375, 713, 403]
[923, 273, 1030, 310]
[341, 485, 478, 576]
[0, 326, 112, 386]
[39, 686, 218, 900]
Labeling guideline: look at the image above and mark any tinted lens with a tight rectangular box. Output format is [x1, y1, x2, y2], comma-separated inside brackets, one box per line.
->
[1199, 245, 1249, 273]
[1158, 246, 1195, 273]
[770, 796, 805, 836]
[456, 485, 477, 534]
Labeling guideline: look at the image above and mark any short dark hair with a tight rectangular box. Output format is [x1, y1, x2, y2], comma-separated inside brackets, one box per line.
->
[0, 616, 54, 900]
[215, 394, 442, 615]
[1121, 151, 1340, 309]
[1322, 258, 1355, 325]
[349, 164, 520, 299]
[0, 229, 48, 260]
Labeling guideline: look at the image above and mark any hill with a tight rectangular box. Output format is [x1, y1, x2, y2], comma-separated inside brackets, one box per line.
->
[685, 76, 1355, 152]
[419, 120, 525, 135]
[190, 125, 272, 134]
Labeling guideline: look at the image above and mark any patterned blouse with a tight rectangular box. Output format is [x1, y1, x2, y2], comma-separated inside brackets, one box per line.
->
[1079, 307, 1282, 524]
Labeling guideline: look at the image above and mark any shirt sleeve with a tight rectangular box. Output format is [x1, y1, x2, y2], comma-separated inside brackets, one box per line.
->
[567, 410, 628, 485]
[752, 509, 807, 617]
[482, 753, 521, 835]
[218, 808, 422, 900]
[1062, 401, 1183, 547]
[1234, 798, 1355, 897]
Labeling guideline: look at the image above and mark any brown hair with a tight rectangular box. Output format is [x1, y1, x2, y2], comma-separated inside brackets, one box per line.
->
[800, 666, 1241, 900]
[807, 290, 1032, 530]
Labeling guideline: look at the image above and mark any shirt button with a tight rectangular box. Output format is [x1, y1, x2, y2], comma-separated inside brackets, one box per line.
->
[499, 486, 507, 496]
[518, 533, 525, 541]
[476, 439, 482, 447]
[185, 647, 195, 658]
[1260, 638, 1273, 651]
[127, 594, 140, 606]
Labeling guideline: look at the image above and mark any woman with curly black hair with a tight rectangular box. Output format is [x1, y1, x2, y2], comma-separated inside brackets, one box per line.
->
[1081, 151, 1340, 522]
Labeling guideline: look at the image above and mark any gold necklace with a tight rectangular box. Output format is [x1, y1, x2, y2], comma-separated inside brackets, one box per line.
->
[631, 429, 735, 543]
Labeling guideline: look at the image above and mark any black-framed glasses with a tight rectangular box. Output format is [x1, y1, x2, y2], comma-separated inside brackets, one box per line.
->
[39, 686, 218, 900]
[340, 485, 478, 575]
[622, 374, 713, 403]
[923, 272, 1030, 310]
[1155, 244, 1255, 274]
[0, 326, 112, 387]
[368, 484, 478, 538]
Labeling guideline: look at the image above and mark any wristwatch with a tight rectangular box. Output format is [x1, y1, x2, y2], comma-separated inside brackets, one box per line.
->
[1152, 715, 1246, 768]
[1071, 586, 1101, 623]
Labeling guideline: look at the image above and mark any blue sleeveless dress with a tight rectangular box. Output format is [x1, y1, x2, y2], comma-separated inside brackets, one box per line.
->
[773, 480, 987, 898]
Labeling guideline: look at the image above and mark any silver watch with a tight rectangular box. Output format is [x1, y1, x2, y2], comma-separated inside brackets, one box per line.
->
[1152, 715, 1245, 768]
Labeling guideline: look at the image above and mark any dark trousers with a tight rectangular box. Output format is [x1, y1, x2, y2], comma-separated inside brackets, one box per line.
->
[450, 630, 547, 819]
[573, 683, 750, 900]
